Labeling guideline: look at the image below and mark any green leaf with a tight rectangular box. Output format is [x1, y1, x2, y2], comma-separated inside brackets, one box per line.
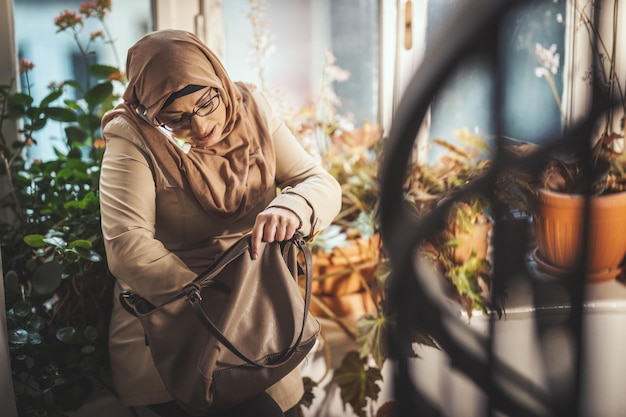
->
[42, 236, 67, 250]
[28, 315, 47, 332]
[57, 167, 90, 181]
[40, 89, 63, 107]
[27, 117, 47, 131]
[83, 326, 98, 343]
[42, 107, 77, 122]
[356, 314, 388, 368]
[56, 327, 80, 344]
[73, 247, 102, 262]
[299, 377, 317, 410]
[84, 82, 113, 107]
[9, 329, 28, 346]
[8, 92, 33, 106]
[24, 234, 46, 248]
[63, 79, 83, 92]
[81, 345, 96, 355]
[331, 351, 382, 417]
[77, 113, 103, 132]
[4, 270, 20, 296]
[32, 261, 62, 295]
[89, 64, 120, 79]
[12, 301, 32, 319]
[65, 125, 88, 144]
[68, 239, 92, 250]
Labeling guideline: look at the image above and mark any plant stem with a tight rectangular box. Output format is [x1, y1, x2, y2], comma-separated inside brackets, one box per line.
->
[544, 73, 567, 126]
[72, 28, 91, 90]
[576, 0, 626, 124]
[100, 19, 121, 69]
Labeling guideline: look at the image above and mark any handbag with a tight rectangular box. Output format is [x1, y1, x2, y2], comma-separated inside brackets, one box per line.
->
[118, 233, 320, 416]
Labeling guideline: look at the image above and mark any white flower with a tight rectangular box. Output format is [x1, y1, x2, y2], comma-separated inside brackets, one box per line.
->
[534, 43, 560, 78]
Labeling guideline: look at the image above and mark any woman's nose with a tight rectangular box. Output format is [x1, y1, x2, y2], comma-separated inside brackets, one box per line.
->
[189, 113, 205, 133]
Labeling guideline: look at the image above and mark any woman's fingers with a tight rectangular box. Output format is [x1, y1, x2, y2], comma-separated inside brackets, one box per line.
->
[250, 207, 301, 259]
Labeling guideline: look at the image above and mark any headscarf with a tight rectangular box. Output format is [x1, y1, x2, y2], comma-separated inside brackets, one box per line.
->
[102, 29, 276, 222]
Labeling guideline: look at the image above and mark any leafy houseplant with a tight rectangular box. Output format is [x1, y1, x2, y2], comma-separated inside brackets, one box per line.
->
[1, 1, 123, 415]
[292, 63, 499, 415]
[290, 51, 394, 417]
[292, 80, 384, 320]
[243, 2, 503, 415]
[403, 130, 496, 317]
[509, 0, 626, 280]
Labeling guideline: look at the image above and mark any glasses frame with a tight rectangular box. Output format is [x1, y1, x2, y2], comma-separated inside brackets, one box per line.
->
[156, 87, 221, 132]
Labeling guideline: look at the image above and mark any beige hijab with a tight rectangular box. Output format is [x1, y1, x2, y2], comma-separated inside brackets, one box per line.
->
[102, 29, 276, 222]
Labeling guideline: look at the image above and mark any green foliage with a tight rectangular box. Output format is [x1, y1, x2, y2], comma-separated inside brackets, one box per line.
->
[356, 313, 388, 368]
[296, 376, 318, 417]
[447, 257, 493, 316]
[1, 1, 121, 415]
[331, 351, 382, 417]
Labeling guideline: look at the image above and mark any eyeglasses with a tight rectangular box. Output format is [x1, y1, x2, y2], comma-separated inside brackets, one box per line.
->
[156, 88, 221, 132]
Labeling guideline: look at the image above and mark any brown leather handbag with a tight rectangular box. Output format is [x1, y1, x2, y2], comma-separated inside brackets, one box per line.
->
[119, 233, 319, 416]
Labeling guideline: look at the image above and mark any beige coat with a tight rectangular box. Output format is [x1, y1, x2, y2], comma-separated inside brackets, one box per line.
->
[99, 89, 341, 411]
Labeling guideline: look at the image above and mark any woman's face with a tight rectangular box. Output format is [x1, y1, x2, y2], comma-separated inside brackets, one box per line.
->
[156, 87, 227, 148]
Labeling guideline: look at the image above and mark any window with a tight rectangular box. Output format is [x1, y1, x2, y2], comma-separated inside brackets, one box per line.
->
[222, 0, 380, 126]
[11, 0, 151, 161]
[426, 0, 567, 148]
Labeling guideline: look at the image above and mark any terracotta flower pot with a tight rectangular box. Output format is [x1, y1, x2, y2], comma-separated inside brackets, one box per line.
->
[309, 291, 379, 318]
[307, 234, 381, 317]
[311, 234, 381, 295]
[450, 218, 492, 264]
[532, 188, 626, 281]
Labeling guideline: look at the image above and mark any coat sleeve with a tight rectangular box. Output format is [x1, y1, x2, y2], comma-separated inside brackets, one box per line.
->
[254, 90, 342, 238]
[99, 117, 196, 304]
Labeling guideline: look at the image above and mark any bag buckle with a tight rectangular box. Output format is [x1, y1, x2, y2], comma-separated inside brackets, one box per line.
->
[121, 290, 140, 305]
[184, 283, 203, 303]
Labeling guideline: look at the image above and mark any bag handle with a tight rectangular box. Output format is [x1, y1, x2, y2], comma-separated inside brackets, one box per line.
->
[119, 233, 265, 316]
[187, 234, 314, 368]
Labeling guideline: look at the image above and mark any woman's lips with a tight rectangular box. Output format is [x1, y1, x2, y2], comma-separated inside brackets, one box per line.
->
[196, 126, 216, 144]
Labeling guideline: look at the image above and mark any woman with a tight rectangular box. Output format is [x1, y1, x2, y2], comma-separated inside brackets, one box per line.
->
[99, 29, 342, 416]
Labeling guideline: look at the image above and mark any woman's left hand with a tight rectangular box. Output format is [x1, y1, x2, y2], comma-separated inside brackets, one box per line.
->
[251, 207, 301, 260]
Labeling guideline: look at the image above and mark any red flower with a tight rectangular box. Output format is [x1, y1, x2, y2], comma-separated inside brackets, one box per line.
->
[18, 58, 35, 74]
[79, 2, 94, 17]
[90, 30, 105, 41]
[93, 139, 106, 149]
[94, 0, 112, 16]
[80, 0, 112, 19]
[107, 70, 123, 81]
[54, 10, 83, 32]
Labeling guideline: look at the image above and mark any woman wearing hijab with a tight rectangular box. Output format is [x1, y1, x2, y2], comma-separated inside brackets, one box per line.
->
[99, 29, 342, 417]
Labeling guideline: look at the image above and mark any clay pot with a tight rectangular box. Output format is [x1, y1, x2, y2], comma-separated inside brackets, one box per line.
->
[450, 218, 492, 264]
[308, 234, 381, 317]
[309, 291, 379, 318]
[311, 234, 381, 295]
[532, 188, 626, 281]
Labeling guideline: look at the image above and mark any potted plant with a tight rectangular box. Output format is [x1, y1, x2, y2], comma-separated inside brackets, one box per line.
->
[1, 2, 124, 415]
[527, 139, 626, 281]
[243, 3, 498, 415]
[503, 0, 626, 281]
[288, 50, 385, 320]
[402, 129, 497, 317]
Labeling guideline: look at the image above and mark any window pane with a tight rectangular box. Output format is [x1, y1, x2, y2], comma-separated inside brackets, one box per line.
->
[13, 0, 151, 161]
[426, 0, 566, 146]
[223, 0, 379, 126]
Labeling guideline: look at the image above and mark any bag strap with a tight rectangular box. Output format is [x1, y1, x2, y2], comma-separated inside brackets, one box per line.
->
[188, 234, 314, 368]
[119, 234, 254, 315]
